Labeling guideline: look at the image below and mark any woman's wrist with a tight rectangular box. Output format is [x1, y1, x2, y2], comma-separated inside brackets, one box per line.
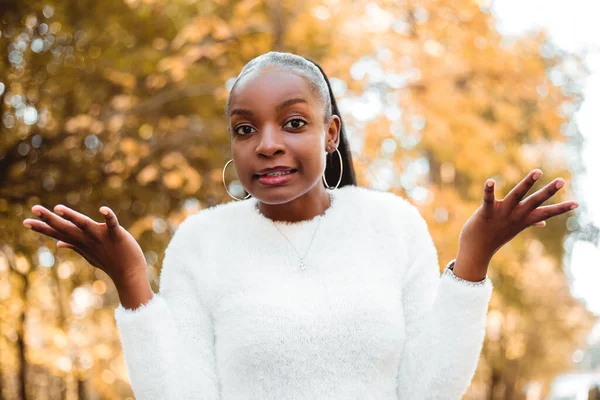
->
[115, 273, 154, 310]
[453, 250, 491, 282]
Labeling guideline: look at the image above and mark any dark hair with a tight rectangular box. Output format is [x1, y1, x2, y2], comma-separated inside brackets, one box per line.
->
[303, 57, 357, 188]
[225, 51, 357, 188]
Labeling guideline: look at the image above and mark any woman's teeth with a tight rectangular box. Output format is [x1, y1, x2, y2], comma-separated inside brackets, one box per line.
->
[265, 170, 293, 177]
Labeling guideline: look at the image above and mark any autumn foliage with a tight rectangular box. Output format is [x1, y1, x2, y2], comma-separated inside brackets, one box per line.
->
[0, 0, 595, 398]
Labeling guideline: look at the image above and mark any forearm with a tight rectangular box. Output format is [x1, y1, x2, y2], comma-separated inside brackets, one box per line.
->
[398, 273, 494, 399]
[113, 266, 221, 399]
[426, 276, 492, 398]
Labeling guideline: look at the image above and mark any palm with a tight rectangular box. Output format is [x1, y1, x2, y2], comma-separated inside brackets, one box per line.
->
[89, 223, 146, 279]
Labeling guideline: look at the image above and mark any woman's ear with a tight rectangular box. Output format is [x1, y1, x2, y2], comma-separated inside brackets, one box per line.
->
[326, 115, 341, 150]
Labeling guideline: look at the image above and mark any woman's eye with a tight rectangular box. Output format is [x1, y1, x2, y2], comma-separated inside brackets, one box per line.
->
[284, 119, 307, 130]
[234, 125, 256, 136]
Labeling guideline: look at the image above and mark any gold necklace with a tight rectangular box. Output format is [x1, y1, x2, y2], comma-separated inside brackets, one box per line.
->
[268, 193, 332, 271]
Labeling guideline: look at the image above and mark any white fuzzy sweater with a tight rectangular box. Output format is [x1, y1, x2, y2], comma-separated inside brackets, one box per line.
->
[114, 185, 493, 400]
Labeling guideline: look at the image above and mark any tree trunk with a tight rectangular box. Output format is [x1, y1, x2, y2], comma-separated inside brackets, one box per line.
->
[17, 273, 29, 400]
[488, 368, 501, 400]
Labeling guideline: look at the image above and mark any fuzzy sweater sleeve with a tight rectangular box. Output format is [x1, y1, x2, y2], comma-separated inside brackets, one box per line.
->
[396, 203, 493, 399]
[114, 217, 220, 400]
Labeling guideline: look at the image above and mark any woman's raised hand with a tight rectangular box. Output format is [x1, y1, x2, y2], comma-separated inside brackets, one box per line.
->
[23, 205, 148, 288]
[454, 169, 579, 282]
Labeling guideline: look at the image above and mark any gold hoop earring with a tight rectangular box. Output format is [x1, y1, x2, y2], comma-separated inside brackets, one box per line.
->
[322, 147, 343, 190]
[222, 159, 251, 200]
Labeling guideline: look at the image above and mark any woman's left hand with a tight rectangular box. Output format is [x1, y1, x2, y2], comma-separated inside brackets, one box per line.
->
[453, 169, 579, 282]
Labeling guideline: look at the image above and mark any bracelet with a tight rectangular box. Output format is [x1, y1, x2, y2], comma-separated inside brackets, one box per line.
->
[443, 259, 488, 287]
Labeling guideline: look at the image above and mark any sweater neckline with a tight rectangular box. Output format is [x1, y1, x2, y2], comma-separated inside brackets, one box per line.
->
[248, 188, 341, 229]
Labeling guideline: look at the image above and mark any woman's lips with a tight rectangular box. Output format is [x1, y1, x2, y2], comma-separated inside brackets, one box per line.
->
[255, 170, 297, 185]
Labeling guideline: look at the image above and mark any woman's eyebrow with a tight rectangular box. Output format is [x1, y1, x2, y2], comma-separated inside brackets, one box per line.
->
[276, 98, 309, 112]
[230, 108, 253, 117]
[229, 98, 309, 117]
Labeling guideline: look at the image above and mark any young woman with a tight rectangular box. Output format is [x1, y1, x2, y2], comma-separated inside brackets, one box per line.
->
[23, 51, 578, 399]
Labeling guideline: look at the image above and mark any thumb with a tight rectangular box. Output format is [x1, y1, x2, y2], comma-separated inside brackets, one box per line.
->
[99, 206, 120, 239]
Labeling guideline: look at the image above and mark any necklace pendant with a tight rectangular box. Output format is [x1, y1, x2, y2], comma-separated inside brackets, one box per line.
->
[270, 195, 331, 272]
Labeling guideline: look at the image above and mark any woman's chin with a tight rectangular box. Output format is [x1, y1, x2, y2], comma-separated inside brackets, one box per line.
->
[250, 189, 298, 205]
[248, 184, 310, 205]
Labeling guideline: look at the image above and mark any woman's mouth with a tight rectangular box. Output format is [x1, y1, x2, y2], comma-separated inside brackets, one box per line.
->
[255, 169, 297, 185]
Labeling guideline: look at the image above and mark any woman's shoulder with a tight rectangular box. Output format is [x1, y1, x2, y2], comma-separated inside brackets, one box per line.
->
[336, 185, 420, 220]
[169, 198, 251, 244]
[337, 186, 430, 248]
[178, 199, 252, 232]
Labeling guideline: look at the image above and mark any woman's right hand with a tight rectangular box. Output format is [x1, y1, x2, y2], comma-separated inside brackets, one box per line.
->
[23, 204, 148, 288]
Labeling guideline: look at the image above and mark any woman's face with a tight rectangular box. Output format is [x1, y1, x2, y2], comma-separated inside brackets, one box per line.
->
[228, 67, 340, 204]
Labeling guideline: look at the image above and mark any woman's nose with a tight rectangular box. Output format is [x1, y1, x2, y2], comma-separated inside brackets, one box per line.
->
[256, 126, 285, 157]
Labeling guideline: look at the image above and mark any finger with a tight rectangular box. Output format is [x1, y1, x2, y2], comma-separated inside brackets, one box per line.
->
[481, 179, 496, 218]
[57, 241, 101, 268]
[99, 206, 120, 241]
[23, 219, 81, 245]
[519, 178, 566, 214]
[31, 205, 82, 239]
[52, 204, 102, 243]
[503, 169, 543, 211]
[524, 201, 579, 225]
[533, 221, 546, 227]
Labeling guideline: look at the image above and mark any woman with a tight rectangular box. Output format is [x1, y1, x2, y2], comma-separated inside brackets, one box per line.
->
[23, 51, 578, 399]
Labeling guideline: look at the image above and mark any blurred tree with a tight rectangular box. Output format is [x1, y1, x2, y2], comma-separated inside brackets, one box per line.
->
[336, 1, 598, 398]
[0, 0, 596, 399]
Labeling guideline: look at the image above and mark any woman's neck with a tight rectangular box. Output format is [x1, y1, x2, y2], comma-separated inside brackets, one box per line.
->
[257, 187, 332, 223]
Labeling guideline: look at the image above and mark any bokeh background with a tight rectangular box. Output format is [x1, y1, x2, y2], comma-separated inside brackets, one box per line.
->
[1, 0, 599, 399]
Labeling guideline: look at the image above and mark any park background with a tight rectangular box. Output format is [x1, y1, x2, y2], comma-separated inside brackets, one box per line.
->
[1, 0, 599, 398]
